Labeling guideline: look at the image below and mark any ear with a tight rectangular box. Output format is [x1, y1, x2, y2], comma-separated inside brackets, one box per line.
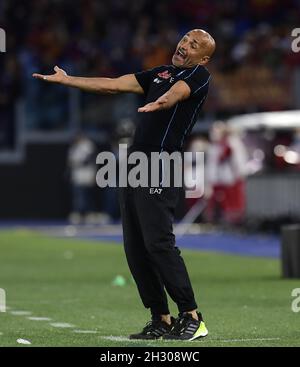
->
[199, 55, 210, 65]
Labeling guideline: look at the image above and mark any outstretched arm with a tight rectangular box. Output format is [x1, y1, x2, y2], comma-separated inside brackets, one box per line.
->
[138, 80, 191, 112]
[32, 66, 144, 95]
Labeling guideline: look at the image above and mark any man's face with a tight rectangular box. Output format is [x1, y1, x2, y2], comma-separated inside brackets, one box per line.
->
[172, 31, 210, 68]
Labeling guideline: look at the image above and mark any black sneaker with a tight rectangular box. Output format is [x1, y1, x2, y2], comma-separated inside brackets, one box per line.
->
[129, 317, 175, 340]
[163, 312, 208, 341]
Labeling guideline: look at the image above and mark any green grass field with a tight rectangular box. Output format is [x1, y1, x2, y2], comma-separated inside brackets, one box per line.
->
[0, 230, 299, 347]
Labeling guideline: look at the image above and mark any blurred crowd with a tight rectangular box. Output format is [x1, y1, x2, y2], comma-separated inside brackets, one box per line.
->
[0, 0, 299, 135]
[1, 0, 299, 75]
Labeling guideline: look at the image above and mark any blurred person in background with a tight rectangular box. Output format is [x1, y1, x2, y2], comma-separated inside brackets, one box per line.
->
[206, 121, 249, 225]
[101, 118, 136, 222]
[184, 134, 210, 213]
[67, 134, 97, 224]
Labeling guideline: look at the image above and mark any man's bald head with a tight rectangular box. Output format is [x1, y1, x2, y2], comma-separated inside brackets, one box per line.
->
[190, 29, 216, 57]
[172, 29, 216, 68]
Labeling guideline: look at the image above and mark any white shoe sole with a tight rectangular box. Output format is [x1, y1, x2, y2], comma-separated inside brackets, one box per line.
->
[188, 322, 209, 341]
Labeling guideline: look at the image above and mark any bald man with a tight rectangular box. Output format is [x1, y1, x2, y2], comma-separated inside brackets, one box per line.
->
[33, 29, 215, 341]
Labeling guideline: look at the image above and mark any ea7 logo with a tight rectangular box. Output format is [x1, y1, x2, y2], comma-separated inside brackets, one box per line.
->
[291, 28, 300, 53]
[149, 188, 162, 194]
[0, 28, 6, 53]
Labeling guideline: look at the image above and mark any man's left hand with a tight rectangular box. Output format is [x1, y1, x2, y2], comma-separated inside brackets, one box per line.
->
[138, 96, 168, 112]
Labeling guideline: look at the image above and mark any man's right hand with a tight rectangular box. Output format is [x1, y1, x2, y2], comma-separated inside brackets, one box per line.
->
[32, 66, 68, 83]
[32, 69, 143, 95]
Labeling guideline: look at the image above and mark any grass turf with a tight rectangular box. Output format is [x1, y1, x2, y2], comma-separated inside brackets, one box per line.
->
[0, 229, 299, 347]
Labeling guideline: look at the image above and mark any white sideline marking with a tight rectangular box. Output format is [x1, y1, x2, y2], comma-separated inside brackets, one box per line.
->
[101, 336, 281, 343]
[17, 338, 31, 345]
[50, 322, 75, 328]
[27, 317, 52, 321]
[101, 336, 152, 343]
[10, 311, 32, 316]
[73, 330, 98, 334]
[212, 337, 281, 343]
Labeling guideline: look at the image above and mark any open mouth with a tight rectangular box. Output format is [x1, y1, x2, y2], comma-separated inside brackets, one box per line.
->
[174, 48, 187, 62]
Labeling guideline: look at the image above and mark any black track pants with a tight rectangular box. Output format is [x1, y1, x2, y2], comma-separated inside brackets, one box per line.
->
[119, 185, 198, 316]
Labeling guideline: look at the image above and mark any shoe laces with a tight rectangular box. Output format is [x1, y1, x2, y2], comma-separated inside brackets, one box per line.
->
[142, 319, 162, 334]
[169, 313, 198, 335]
